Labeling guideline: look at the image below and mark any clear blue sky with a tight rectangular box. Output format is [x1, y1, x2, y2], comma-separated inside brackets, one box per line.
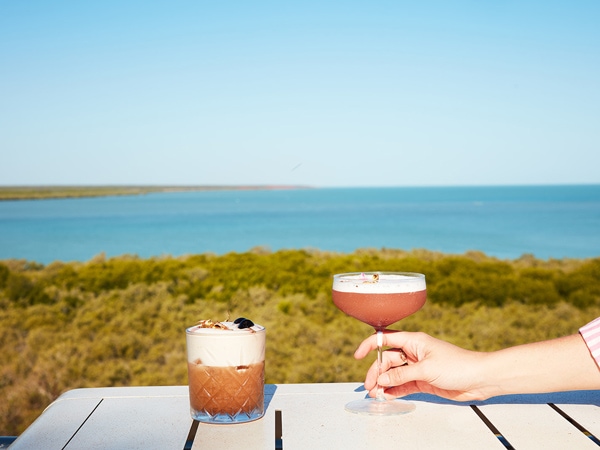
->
[1, 1, 599, 187]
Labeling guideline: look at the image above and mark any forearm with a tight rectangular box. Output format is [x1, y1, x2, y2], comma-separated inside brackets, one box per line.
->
[477, 334, 600, 398]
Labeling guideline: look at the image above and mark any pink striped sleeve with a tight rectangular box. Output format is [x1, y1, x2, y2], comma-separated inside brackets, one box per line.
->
[580, 317, 600, 369]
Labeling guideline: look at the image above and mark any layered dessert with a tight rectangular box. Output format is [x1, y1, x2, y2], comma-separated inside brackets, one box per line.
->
[186, 318, 266, 423]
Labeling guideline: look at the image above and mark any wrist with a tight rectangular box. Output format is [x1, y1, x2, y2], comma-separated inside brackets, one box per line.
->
[464, 351, 507, 400]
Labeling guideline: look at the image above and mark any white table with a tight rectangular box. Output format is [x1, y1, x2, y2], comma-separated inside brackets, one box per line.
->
[10, 383, 600, 449]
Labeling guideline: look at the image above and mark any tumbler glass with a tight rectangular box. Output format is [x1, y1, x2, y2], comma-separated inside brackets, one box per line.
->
[186, 322, 266, 424]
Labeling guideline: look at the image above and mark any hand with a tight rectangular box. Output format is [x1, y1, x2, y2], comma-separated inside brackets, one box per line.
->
[354, 331, 490, 402]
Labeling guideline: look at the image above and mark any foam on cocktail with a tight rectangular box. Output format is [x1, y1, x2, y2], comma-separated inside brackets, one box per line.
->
[186, 322, 265, 367]
[332, 273, 426, 294]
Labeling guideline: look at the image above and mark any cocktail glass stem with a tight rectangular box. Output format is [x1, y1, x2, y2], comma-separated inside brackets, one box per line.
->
[376, 330, 385, 401]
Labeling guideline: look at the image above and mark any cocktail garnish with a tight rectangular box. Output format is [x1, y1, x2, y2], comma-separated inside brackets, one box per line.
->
[195, 318, 256, 331]
[361, 273, 379, 284]
[196, 319, 228, 329]
[237, 318, 255, 329]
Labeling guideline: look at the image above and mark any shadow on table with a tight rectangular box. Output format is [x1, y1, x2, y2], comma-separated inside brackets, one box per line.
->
[353, 384, 600, 406]
[265, 384, 278, 411]
[404, 390, 600, 406]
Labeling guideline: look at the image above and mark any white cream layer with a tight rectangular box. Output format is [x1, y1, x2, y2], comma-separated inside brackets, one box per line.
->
[186, 322, 266, 367]
[333, 272, 426, 293]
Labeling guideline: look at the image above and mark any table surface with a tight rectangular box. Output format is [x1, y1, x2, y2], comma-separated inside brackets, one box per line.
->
[10, 383, 600, 450]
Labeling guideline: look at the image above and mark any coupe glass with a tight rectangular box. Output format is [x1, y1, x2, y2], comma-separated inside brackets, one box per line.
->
[332, 272, 426, 415]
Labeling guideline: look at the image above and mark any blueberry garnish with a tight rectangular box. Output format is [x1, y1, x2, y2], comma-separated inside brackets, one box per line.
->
[233, 317, 246, 324]
[237, 319, 255, 329]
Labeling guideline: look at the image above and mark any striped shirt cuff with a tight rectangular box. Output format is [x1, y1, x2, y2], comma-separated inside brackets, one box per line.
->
[580, 317, 600, 369]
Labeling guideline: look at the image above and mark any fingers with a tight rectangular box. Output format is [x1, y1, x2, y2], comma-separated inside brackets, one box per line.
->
[354, 330, 428, 359]
[355, 331, 434, 399]
[381, 382, 425, 399]
[363, 348, 410, 390]
[364, 361, 424, 399]
[353, 332, 382, 359]
[354, 330, 412, 360]
[379, 361, 420, 387]
[356, 331, 482, 402]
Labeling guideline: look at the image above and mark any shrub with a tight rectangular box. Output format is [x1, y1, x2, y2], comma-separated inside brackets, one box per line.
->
[1, 249, 599, 436]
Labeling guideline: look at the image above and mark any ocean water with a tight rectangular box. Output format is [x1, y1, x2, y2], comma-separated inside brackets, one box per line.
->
[0, 185, 599, 264]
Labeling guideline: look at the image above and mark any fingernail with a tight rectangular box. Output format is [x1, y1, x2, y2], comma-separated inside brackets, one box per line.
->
[379, 374, 390, 386]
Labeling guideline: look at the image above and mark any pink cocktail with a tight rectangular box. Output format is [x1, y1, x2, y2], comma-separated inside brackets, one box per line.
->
[332, 272, 426, 415]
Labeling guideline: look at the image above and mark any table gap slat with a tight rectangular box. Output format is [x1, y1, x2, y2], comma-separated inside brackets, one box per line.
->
[184, 420, 199, 450]
[549, 403, 600, 447]
[275, 410, 283, 450]
[61, 399, 104, 450]
[470, 405, 516, 450]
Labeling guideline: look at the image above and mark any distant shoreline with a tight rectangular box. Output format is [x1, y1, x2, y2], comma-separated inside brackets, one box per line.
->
[2, 184, 598, 201]
[0, 185, 312, 201]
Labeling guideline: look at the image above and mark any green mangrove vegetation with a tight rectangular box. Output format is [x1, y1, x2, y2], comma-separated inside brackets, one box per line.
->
[1, 248, 600, 435]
